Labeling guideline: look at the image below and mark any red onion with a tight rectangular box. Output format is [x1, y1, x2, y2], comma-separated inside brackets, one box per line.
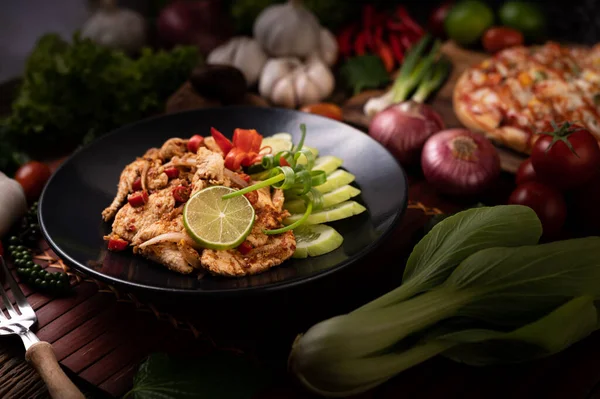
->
[157, 0, 233, 55]
[368, 101, 445, 165]
[421, 129, 501, 196]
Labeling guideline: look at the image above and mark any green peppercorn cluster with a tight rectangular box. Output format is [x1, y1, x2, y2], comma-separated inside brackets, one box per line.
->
[6, 202, 71, 295]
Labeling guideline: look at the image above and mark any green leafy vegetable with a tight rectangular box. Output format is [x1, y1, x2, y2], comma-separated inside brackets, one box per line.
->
[289, 205, 600, 397]
[125, 352, 271, 399]
[357, 205, 542, 312]
[340, 55, 391, 95]
[4, 33, 199, 154]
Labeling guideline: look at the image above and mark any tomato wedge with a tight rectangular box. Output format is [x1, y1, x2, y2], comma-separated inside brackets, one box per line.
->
[210, 127, 233, 154]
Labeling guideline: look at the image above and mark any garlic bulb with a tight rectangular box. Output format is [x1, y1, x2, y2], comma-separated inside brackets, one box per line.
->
[0, 173, 27, 238]
[81, 0, 146, 53]
[259, 55, 335, 108]
[317, 28, 339, 67]
[207, 37, 268, 86]
[253, 0, 321, 58]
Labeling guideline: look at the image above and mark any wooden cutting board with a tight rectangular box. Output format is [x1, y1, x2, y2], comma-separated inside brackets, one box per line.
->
[342, 41, 527, 174]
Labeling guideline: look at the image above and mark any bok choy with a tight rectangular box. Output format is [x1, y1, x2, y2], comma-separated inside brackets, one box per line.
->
[288, 205, 600, 397]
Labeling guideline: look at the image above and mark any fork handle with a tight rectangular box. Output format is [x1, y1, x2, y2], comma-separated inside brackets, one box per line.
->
[25, 342, 85, 399]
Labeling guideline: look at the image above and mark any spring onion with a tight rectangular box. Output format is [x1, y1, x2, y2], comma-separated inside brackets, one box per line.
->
[288, 206, 600, 397]
[364, 35, 449, 118]
[222, 124, 325, 234]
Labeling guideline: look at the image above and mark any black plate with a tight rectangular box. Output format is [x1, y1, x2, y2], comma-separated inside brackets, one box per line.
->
[39, 106, 407, 297]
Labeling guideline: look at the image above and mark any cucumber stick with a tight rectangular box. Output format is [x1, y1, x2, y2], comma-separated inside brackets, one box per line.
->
[313, 155, 343, 175]
[284, 201, 366, 225]
[292, 224, 344, 258]
[285, 185, 361, 214]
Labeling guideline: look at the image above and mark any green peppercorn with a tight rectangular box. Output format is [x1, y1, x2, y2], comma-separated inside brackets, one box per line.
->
[29, 270, 39, 279]
[8, 245, 16, 252]
[44, 273, 54, 282]
[17, 268, 28, 276]
[25, 261, 34, 268]
[33, 278, 41, 285]
[17, 245, 26, 251]
[14, 259, 24, 267]
[9, 236, 19, 245]
[32, 264, 42, 272]
[39, 281, 48, 289]
[59, 273, 69, 282]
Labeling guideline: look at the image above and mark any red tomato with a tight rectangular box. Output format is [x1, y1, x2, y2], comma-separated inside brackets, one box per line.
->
[14, 161, 52, 203]
[187, 135, 204, 153]
[515, 158, 537, 185]
[428, 1, 454, 38]
[508, 181, 567, 238]
[531, 122, 600, 190]
[482, 27, 524, 53]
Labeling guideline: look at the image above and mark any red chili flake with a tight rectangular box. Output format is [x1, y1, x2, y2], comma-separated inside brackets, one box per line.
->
[128, 190, 148, 207]
[108, 238, 129, 251]
[173, 185, 191, 203]
[237, 241, 253, 255]
[164, 167, 180, 179]
[132, 177, 142, 191]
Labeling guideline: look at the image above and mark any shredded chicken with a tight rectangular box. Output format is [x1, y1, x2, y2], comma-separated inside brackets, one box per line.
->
[102, 136, 296, 277]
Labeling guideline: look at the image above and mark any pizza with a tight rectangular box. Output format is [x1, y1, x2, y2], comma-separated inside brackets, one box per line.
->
[453, 41, 600, 154]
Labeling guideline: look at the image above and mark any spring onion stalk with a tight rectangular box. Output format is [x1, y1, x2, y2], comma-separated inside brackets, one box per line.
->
[364, 35, 445, 117]
[288, 206, 600, 397]
[411, 56, 451, 103]
[223, 124, 326, 234]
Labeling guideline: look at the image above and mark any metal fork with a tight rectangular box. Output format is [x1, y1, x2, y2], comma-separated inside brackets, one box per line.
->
[0, 256, 84, 399]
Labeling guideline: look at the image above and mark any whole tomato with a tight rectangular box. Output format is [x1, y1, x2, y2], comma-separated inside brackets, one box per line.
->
[531, 122, 600, 190]
[515, 158, 537, 185]
[482, 27, 524, 53]
[14, 161, 52, 203]
[508, 181, 567, 238]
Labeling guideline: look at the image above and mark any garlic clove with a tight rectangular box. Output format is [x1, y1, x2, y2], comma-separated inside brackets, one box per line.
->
[294, 72, 322, 106]
[305, 57, 335, 98]
[232, 38, 268, 86]
[318, 28, 339, 67]
[259, 58, 301, 98]
[271, 75, 297, 108]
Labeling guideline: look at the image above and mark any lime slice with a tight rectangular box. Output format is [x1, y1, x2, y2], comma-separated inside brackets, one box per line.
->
[183, 186, 255, 250]
[285, 185, 361, 214]
[292, 224, 344, 258]
[313, 155, 343, 175]
[314, 170, 356, 193]
[284, 201, 366, 225]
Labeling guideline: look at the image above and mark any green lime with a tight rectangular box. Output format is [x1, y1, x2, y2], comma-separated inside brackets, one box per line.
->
[445, 0, 494, 46]
[499, 1, 546, 41]
[183, 186, 255, 250]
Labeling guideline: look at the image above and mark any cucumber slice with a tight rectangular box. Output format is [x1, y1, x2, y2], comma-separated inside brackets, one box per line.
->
[284, 201, 366, 225]
[285, 185, 361, 213]
[313, 155, 343, 175]
[271, 133, 293, 141]
[314, 170, 356, 193]
[292, 224, 344, 258]
[261, 137, 292, 154]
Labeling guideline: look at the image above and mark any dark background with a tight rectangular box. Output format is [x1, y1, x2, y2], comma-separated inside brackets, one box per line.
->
[1, 0, 599, 83]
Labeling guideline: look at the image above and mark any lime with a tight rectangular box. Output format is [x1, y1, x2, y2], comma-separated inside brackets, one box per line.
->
[445, 0, 494, 46]
[499, 2, 546, 41]
[183, 186, 255, 250]
[261, 137, 293, 155]
[284, 200, 366, 225]
[292, 224, 344, 258]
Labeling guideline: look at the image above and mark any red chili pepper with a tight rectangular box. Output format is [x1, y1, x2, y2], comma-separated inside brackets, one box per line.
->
[377, 43, 395, 73]
[210, 127, 233, 154]
[237, 240, 253, 255]
[128, 190, 148, 207]
[400, 35, 413, 51]
[164, 167, 179, 179]
[224, 147, 247, 171]
[108, 238, 129, 251]
[187, 134, 204, 153]
[243, 191, 258, 206]
[386, 20, 410, 32]
[374, 26, 384, 47]
[362, 4, 376, 51]
[389, 34, 405, 64]
[337, 24, 357, 58]
[354, 31, 368, 56]
[279, 156, 291, 167]
[132, 177, 142, 192]
[172, 185, 191, 203]
[396, 6, 424, 36]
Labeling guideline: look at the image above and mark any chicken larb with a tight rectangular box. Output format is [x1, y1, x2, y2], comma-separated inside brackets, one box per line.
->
[102, 136, 295, 277]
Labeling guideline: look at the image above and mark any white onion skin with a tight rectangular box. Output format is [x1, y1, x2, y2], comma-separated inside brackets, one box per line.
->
[368, 101, 445, 165]
[421, 129, 501, 196]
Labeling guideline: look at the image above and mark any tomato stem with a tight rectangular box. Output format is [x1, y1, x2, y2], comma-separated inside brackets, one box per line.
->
[537, 121, 581, 158]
